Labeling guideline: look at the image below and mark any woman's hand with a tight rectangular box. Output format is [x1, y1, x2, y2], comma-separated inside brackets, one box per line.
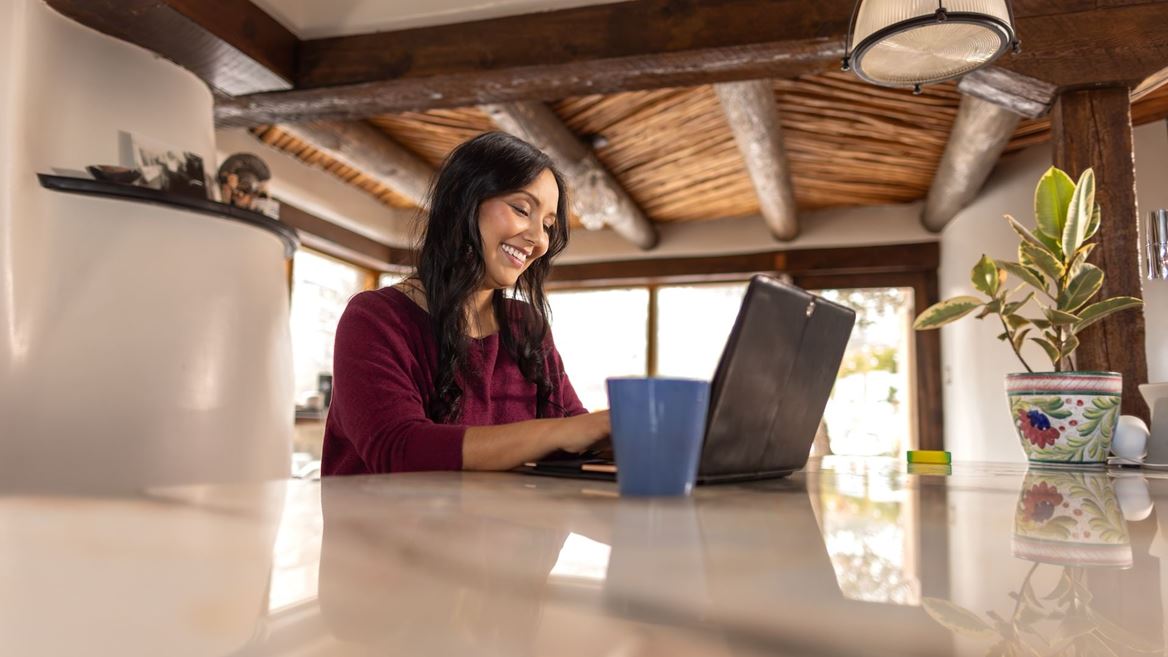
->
[462, 410, 611, 471]
[556, 410, 611, 454]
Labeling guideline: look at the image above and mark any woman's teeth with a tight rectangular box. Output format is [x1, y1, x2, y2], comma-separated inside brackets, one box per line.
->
[501, 244, 526, 266]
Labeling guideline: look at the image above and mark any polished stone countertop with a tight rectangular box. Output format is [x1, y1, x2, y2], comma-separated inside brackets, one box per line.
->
[4, 458, 1167, 656]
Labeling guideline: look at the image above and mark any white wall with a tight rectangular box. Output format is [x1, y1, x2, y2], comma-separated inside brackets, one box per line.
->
[251, 0, 627, 37]
[0, 0, 293, 492]
[560, 201, 937, 263]
[940, 121, 1168, 462]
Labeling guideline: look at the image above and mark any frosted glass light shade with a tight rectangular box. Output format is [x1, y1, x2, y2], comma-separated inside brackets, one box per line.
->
[845, 0, 1017, 88]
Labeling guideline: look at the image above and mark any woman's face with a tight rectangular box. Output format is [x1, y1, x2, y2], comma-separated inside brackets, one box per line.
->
[477, 168, 559, 290]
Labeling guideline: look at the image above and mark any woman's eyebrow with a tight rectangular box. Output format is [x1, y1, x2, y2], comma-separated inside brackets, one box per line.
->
[514, 190, 543, 207]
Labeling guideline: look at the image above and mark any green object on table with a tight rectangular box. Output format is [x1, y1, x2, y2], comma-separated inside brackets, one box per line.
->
[907, 463, 952, 476]
[907, 449, 951, 464]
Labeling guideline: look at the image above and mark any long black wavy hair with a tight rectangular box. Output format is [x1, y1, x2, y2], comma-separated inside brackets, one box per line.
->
[415, 132, 571, 423]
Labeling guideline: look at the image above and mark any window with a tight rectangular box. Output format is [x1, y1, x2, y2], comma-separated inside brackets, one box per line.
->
[552, 280, 918, 456]
[656, 282, 749, 379]
[814, 288, 916, 456]
[816, 458, 920, 605]
[289, 249, 367, 407]
[548, 288, 649, 411]
[378, 271, 406, 289]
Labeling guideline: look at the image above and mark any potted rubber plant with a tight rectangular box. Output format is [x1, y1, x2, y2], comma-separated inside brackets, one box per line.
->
[914, 166, 1143, 466]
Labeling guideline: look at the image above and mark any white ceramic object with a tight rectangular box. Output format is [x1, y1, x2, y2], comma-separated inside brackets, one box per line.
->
[1114, 474, 1155, 521]
[1140, 382, 1168, 466]
[1112, 415, 1150, 460]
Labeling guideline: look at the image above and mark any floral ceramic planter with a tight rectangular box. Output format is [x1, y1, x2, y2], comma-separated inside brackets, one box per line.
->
[1011, 470, 1131, 568]
[1006, 372, 1122, 467]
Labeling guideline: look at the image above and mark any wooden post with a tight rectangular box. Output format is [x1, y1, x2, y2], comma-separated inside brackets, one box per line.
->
[914, 270, 944, 451]
[1052, 87, 1150, 420]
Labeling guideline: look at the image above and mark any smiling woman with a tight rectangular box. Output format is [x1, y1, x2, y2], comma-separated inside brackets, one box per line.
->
[322, 132, 611, 475]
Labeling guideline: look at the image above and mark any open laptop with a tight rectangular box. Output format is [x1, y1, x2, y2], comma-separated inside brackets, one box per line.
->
[521, 274, 857, 484]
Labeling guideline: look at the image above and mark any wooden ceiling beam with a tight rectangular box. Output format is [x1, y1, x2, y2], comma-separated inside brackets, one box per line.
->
[480, 102, 659, 250]
[921, 96, 1021, 232]
[45, 0, 296, 96]
[215, 41, 842, 127]
[1134, 65, 1168, 103]
[292, 0, 853, 91]
[549, 242, 940, 285]
[714, 80, 798, 241]
[212, 0, 1168, 124]
[999, 2, 1168, 89]
[957, 67, 1058, 119]
[275, 121, 434, 208]
[46, 0, 1168, 125]
[216, 0, 857, 126]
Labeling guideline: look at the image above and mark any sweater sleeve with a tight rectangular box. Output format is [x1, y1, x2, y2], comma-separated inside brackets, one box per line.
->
[330, 293, 467, 473]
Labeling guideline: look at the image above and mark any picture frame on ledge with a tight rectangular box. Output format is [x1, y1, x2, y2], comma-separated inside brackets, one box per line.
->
[118, 130, 207, 201]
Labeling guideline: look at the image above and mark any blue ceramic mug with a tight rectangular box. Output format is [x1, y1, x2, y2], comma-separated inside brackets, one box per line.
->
[606, 377, 711, 496]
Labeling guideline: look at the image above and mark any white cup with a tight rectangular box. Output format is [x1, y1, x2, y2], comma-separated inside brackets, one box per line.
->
[1139, 382, 1168, 465]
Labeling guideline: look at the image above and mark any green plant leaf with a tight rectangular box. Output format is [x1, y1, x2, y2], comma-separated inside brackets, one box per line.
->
[1059, 264, 1104, 312]
[1067, 242, 1097, 280]
[921, 598, 995, 639]
[1059, 334, 1080, 360]
[1063, 169, 1096, 258]
[998, 260, 1049, 296]
[1020, 240, 1064, 282]
[1085, 203, 1101, 241]
[1074, 297, 1144, 334]
[976, 297, 1004, 319]
[1005, 213, 1058, 256]
[1030, 318, 1052, 330]
[914, 296, 983, 330]
[1003, 291, 1035, 316]
[1035, 166, 1076, 256]
[1031, 337, 1062, 367]
[1043, 307, 1081, 325]
[971, 254, 1000, 297]
[1005, 313, 1030, 330]
[1013, 327, 1031, 352]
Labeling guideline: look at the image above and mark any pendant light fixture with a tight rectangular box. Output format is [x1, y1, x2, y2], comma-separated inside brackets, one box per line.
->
[842, 0, 1020, 94]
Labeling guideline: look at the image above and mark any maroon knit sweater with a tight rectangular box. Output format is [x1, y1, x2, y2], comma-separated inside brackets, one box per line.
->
[321, 287, 587, 475]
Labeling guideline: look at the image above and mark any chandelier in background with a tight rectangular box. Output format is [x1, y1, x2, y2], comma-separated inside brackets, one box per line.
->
[842, 0, 1020, 94]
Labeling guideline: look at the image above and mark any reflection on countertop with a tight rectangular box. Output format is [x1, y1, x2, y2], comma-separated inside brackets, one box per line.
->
[1, 457, 1165, 656]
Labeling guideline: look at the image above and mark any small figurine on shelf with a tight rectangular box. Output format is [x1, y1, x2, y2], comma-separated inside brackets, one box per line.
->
[217, 153, 278, 218]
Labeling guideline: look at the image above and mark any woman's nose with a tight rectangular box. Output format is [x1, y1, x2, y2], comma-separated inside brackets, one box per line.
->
[522, 219, 544, 244]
